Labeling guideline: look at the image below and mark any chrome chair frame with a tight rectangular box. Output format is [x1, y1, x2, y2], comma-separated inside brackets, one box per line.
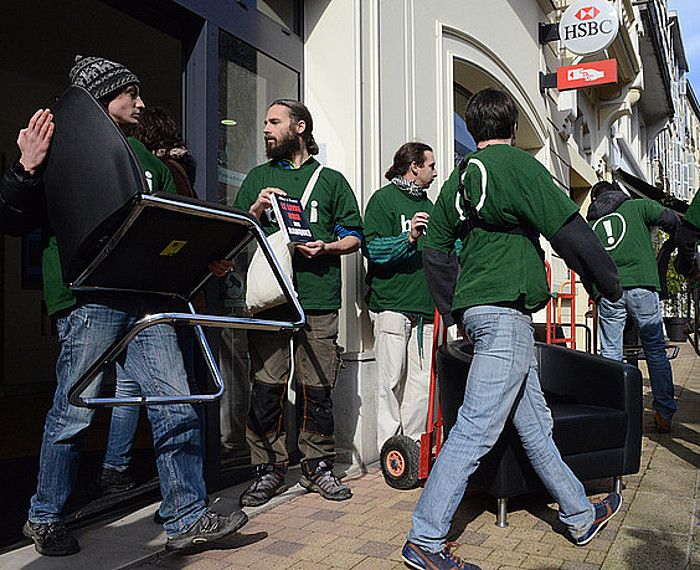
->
[67, 194, 305, 408]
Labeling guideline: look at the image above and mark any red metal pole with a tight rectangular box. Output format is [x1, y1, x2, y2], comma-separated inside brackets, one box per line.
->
[425, 308, 441, 434]
[570, 271, 577, 350]
[434, 322, 447, 457]
[545, 261, 553, 345]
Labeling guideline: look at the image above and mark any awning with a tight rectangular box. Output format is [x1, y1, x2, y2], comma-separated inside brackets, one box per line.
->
[613, 168, 689, 216]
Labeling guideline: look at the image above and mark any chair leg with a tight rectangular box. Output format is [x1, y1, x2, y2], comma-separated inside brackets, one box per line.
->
[613, 476, 622, 495]
[496, 497, 509, 527]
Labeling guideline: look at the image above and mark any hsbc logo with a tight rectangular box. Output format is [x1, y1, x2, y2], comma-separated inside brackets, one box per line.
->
[563, 18, 615, 41]
[559, 0, 619, 55]
[575, 7, 600, 21]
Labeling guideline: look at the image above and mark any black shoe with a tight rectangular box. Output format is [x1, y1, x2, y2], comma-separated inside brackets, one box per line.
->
[99, 467, 136, 494]
[299, 460, 352, 501]
[239, 464, 287, 507]
[154, 496, 210, 525]
[23, 520, 80, 557]
[165, 510, 248, 550]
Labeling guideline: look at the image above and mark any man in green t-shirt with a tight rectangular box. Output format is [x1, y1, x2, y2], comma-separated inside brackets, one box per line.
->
[402, 89, 623, 570]
[1, 57, 247, 556]
[233, 100, 362, 506]
[587, 180, 680, 433]
[363, 142, 436, 452]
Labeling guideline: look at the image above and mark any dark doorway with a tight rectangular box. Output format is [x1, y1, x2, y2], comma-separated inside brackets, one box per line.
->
[0, 0, 182, 550]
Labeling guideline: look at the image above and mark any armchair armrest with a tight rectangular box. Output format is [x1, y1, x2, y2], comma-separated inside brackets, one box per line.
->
[537, 343, 641, 412]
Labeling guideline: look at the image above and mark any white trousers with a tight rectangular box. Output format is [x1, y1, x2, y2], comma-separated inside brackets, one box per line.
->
[371, 310, 433, 450]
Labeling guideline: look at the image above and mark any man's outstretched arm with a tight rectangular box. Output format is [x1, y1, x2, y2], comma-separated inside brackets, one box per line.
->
[550, 213, 623, 302]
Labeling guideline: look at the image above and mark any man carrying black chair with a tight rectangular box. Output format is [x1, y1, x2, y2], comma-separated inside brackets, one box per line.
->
[0, 56, 248, 556]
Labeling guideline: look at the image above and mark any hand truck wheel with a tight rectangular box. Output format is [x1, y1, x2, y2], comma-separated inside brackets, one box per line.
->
[380, 435, 420, 490]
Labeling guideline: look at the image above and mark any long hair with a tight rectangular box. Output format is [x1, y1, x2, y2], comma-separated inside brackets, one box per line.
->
[385, 142, 433, 181]
[134, 106, 183, 152]
[269, 99, 319, 155]
[132, 106, 196, 186]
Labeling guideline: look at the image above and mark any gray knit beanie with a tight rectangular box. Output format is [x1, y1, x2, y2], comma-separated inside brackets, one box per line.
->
[69, 55, 140, 101]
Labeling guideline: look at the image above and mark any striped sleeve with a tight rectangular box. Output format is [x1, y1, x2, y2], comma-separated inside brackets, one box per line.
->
[364, 233, 416, 265]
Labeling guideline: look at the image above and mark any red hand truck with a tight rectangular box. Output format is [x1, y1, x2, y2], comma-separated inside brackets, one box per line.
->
[380, 308, 447, 489]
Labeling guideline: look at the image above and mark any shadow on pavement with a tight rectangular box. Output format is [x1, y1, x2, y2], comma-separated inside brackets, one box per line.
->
[110, 531, 268, 570]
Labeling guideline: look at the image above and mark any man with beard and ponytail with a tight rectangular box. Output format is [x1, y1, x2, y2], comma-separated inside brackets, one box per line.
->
[233, 99, 362, 506]
[363, 142, 437, 452]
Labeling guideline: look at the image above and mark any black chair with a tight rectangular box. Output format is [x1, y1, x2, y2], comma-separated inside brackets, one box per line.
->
[437, 341, 642, 526]
[42, 86, 304, 408]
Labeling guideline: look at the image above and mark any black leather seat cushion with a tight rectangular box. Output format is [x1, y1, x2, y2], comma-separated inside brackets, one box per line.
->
[549, 403, 627, 455]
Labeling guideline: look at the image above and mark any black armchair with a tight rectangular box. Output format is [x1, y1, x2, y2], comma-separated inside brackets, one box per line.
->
[437, 341, 642, 526]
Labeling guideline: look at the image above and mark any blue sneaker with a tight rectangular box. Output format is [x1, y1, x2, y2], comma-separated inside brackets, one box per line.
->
[575, 492, 622, 546]
[401, 542, 481, 569]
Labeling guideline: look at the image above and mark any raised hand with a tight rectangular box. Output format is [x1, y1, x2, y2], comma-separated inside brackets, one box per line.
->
[408, 211, 430, 244]
[18, 109, 54, 175]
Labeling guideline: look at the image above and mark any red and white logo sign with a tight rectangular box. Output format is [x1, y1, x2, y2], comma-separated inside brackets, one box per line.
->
[575, 6, 600, 21]
[559, 0, 619, 55]
[557, 58, 618, 90]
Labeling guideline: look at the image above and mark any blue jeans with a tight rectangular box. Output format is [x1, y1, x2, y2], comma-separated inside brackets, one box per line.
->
[103, 328, 200, 472]
[29, 296, 207, 537]
[103, 366, 141, 472]
[598, 288, 676, 421]
[407, 306, 594, 551]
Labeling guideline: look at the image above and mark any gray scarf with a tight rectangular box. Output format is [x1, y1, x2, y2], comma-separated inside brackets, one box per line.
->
[391, 176, 426, 198]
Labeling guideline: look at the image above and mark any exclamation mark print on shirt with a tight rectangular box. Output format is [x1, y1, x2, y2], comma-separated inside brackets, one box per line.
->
[145, 171, 153, 192]
[310, 200, 318, 223]
[603, 219, 615, 245]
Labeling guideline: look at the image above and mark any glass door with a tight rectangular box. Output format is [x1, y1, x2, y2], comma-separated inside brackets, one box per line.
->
[216, 30, 299, 468]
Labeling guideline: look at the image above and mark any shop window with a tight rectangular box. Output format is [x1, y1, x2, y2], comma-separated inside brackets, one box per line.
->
[218, 31, 299, 206]
[453, 83, 476, 166]
[217, 30, 299, 463]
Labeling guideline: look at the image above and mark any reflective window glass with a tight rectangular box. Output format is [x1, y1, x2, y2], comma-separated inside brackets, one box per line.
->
[257, 0, 301, 34]
[217, 31, 299, 463]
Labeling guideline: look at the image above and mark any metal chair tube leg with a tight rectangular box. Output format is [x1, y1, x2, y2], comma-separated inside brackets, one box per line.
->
[614, 476, 623, 495]
[496, 498, 508, 527]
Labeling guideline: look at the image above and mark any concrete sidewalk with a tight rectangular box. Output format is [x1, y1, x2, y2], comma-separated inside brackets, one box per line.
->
[2, 345, 698, 569]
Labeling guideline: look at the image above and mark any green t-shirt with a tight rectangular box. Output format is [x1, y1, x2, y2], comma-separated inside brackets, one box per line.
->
[686, 191, 700, 230]
[364, 183, 434, 317]
[425, 144, 578, 313]
[589, 199, 663, 291]
[42, 137, 177, 316]
[233, 158, 362, 311]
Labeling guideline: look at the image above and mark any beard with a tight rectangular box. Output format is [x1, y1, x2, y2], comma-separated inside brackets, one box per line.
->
[265, 128, 302, 160]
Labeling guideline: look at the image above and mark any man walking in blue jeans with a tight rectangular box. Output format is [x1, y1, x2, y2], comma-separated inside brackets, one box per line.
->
[402, 88, 625, 570]
[0, 56, 247, 556]
[587, 180, 680, 433]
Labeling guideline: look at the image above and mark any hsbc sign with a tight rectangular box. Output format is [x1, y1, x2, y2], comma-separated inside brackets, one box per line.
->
[557, 58, 618, 90]
[559, 0, 619, 55]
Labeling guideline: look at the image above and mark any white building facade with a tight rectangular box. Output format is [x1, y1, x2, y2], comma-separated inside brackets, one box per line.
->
[301, 0, 668, 467]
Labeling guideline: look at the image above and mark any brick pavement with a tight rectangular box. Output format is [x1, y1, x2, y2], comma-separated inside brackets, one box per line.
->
[119, 345, 698, 570]
[3, 346, 696, 570]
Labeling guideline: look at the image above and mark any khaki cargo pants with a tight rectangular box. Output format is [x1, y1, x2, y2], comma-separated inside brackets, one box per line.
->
[246, 311, 341, 469]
